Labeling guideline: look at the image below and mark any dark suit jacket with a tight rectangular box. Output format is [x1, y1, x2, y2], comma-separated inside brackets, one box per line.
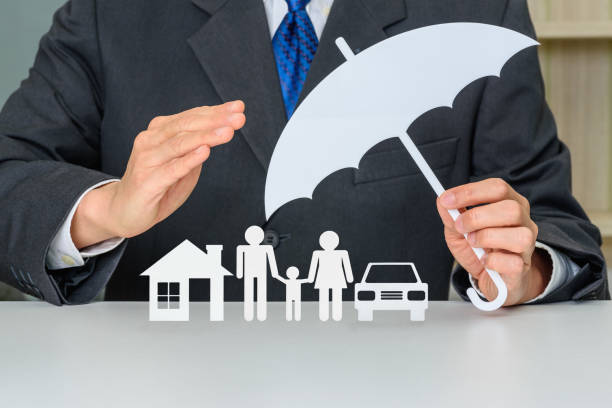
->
[0, 0, 608, 305]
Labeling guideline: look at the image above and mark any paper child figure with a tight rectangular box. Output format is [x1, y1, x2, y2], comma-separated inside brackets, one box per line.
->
[307, 231, 354, 321]
[236, 225, 279, 321]
[275, 266, 308, 321]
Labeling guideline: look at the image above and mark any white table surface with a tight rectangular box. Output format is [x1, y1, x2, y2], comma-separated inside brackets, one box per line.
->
[0, 301, 610, 408]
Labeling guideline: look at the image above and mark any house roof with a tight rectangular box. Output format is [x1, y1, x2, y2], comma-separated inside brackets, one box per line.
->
[140, 240, 232, 279]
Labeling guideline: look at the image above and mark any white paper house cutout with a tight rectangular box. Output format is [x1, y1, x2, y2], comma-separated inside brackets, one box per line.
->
[140, 240, 232, 321]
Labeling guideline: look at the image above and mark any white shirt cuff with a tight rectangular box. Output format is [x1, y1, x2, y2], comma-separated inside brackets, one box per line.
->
[46, 180, 125, 270]
[468, 241, 581, 304]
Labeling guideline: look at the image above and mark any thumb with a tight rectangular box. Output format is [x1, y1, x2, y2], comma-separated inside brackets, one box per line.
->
[436, 197, 458, 229]
[471, 266, 499, 301]
[438, 200, 486, 281]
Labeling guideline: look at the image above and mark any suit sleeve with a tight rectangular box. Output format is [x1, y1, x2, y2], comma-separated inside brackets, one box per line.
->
[0, 0, 127, 305]
[451, 0, 610, 302]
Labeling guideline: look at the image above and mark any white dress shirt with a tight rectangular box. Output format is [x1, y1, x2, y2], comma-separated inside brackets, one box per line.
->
[46, 0, 577, 303]
[46, 179, 123, 269]
[263, 0, 333, 39]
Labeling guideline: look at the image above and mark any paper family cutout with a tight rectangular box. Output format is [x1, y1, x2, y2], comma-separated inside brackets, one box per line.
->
[141, 23, 540, 320]
[237, 228, 356, 322]
[236, 226, 278, 321]
[265, 23, 539, 311]
[307, 231, 354, 321]
[141, 226, 426, 322]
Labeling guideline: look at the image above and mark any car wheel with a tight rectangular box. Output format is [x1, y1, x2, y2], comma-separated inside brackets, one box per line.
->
[358, 309, 373, 321]
[410, 309, 425, 322]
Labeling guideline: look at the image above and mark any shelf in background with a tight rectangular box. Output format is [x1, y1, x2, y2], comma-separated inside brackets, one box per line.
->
[535, 21, 612, 40]
[589, 212, 612, 238]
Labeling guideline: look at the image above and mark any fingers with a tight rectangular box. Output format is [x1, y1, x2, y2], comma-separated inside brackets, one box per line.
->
[439, 178, 528, 210]
[154, 110, 244, 146]
[478, 251, 530, 305]
[132, 101, 245, 166]
[448, 230, 487, 280]
[148, 100, 244, 130]
[455, 199, 529, 234]
[144, 127, 234, 166]
[483, 251, 526, 278]
[145, 101, 245, 146]
[473, 270, 506, 303]
[467, 226, 536, 258]
[436, 179, 539, 305]
[436, 197, 464, 230]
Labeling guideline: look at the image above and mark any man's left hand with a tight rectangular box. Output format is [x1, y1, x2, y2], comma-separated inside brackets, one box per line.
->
[437, 178, 552, 306]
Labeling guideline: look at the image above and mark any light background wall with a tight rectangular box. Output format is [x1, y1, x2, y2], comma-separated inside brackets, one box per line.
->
[0, 0, 66, 107]
[0, 1, 610, 300]
[527, 0, 612, 296]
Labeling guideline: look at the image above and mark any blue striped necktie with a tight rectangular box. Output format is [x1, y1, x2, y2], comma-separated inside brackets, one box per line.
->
[272, 0, 319, 118]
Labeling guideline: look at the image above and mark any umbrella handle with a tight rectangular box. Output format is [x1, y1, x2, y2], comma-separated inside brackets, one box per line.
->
[335, 37, 355, 60]
[398, 134, 508, 311]
[448, 209, 508, 311]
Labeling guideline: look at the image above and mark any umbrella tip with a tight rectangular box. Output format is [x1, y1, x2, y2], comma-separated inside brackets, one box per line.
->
[335, 37, 355, 61]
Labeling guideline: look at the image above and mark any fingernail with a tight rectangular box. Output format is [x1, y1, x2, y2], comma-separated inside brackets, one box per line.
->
[227, 101, 244, 112]
[467, 231, 476, 245]
[440, 191, 456, 207]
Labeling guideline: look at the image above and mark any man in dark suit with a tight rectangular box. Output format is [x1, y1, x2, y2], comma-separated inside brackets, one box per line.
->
[0, 0, 608, 306]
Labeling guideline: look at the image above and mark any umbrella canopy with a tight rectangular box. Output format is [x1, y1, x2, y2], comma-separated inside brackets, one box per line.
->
[264, 23, 539, 312]
[264, 23, 538, 219]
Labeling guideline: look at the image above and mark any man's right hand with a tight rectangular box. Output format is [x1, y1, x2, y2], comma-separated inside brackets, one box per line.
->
[71, 101, 246, 249]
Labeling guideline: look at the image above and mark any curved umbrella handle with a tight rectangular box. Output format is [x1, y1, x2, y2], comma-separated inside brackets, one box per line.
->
[462, 238, 508, 311]
[447, 208, 508, 311]
[467, 268, 508, 311]
[398, 134, 508, 311]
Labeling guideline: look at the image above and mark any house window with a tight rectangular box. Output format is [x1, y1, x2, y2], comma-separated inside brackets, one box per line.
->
[158, 282, 180, 309]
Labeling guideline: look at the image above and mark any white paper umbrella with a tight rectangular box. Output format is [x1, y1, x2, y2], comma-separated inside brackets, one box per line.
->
[264, 23, 539, 311]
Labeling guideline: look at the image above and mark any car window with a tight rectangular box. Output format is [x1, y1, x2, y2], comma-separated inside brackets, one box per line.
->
[365, 264, 418, 283]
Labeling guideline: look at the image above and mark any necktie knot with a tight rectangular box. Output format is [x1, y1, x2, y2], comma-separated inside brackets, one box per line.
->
[286, 0, 310, 12]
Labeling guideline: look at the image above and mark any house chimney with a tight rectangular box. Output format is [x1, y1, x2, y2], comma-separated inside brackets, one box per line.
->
[205, 245, 223, 268]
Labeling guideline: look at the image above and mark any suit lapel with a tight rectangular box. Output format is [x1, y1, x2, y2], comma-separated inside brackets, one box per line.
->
[298, 0, 407, 105]
[189, 0, 286, 168]
[189, 0, 407, 168]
